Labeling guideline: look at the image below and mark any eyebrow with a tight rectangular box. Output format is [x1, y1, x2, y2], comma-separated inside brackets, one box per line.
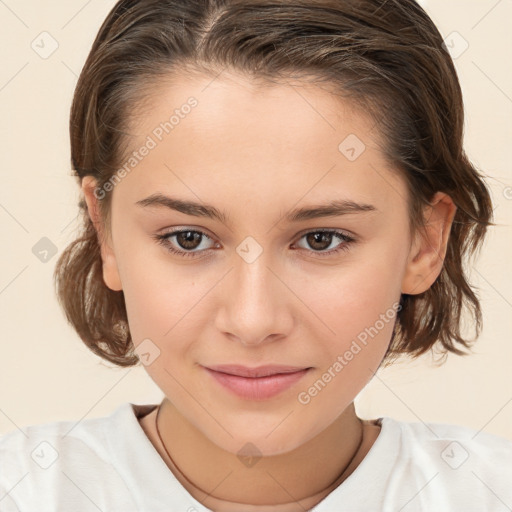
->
[135, 193, 377, 224]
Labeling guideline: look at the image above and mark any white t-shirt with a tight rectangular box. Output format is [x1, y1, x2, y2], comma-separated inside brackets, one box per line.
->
[1, 402, 511, 511]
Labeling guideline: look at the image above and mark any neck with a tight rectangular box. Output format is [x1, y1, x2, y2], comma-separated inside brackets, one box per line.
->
[150, 398, 370, 511]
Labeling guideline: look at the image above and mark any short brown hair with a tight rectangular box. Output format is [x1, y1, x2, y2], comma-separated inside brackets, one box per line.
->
[54, 0, 493, 367]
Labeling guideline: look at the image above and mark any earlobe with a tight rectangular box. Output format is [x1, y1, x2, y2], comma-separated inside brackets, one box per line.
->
[81, 176, 123, 292]
[401, 192, 457, 295]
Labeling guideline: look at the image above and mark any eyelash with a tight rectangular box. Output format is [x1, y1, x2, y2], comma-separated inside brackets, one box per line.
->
[153, 228, 356, 260]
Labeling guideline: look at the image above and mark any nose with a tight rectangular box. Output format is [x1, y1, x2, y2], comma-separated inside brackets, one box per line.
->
[214, 250, 294, 347]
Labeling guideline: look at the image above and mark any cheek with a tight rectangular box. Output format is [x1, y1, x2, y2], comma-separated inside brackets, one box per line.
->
[301, 253, 403, 386]
[119, 224, 405, 355]
[307, 254, 402, 337]
[296, 268, 400, 421]
[117, 246, 208, 346]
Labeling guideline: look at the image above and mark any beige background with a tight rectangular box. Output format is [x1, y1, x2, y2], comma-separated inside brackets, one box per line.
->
[1, 0, 511, 440]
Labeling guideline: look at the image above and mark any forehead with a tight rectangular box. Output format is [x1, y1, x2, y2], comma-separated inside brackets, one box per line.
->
[129, 70, 381, 152]
[116, 70, 407, 213]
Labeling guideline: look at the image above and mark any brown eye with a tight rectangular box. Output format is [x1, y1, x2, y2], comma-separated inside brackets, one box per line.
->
[154, 229, 217, 259]
[175, 230, 203, 250]
[294, 230, 355, 257]
[305, 232, 335, 251]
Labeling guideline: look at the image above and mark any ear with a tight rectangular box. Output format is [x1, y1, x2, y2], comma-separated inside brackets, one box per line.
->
[401, 192, 457, 295]
[81, 176, 123, 292]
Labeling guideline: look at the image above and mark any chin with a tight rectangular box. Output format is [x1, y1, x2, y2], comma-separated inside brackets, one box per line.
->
[219, 434, 305, 458]
[200, 415, 323, 458]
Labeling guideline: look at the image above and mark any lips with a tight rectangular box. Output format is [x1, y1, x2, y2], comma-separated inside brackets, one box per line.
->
[202, 364, 312, 400]
[205, 364, 310, 378]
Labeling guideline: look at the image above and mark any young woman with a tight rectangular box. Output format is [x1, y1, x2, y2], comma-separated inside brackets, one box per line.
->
[1, 1, 510, 510]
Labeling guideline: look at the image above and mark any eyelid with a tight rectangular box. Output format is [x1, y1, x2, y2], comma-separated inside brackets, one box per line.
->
[291, 228, 356, 256]
[154, 226, 357, 260]
[160, 226, 219, 249]
[158, 226, 356, 245]
[294, 226, 356, 240]
[158, 226, 217, 242]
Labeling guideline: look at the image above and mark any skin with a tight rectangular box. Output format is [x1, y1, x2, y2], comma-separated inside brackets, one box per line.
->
[82, 70, 456, 511]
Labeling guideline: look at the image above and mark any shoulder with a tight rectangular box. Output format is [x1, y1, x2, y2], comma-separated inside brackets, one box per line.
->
[0, 403, 148, 511]
[0, 407, 115, 469]
[390, 417, 512, 464]
[378, 416, 512, 510]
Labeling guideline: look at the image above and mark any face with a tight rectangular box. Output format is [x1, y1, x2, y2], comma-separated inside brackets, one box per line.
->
[85, 71, 439, 456]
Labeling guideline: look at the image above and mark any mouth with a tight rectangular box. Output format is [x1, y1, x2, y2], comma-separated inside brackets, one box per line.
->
[202, 364, 312, 400]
